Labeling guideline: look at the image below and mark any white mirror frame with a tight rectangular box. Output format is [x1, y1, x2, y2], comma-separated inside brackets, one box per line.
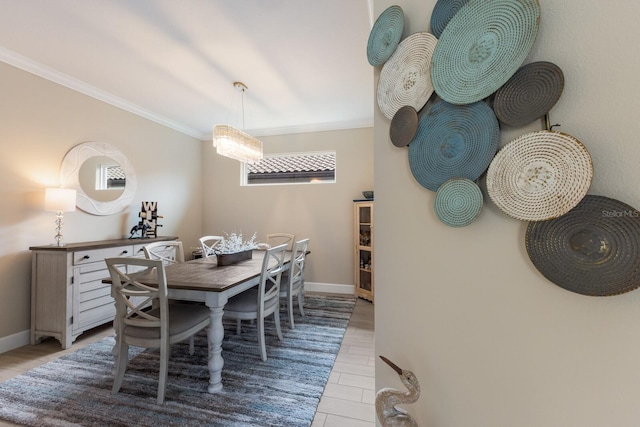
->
[60, 141, 137, 216]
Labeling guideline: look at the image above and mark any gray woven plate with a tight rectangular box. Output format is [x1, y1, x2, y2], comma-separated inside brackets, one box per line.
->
[431, 0, 541, 105]
[390, 105, 418, 147]
[367, 5, 405, 67]
[493, 61, 565, 126]
[434, 178, 483, 227]
[377, 32, 438, 120]
[486, 131, 593, 221]
[526, 195, 640, 296]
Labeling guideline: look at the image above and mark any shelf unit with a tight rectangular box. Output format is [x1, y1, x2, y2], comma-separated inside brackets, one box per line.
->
[354, 200, 374, 302]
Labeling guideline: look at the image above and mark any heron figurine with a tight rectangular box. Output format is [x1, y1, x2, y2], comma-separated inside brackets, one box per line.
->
[376, 356, 421, 427]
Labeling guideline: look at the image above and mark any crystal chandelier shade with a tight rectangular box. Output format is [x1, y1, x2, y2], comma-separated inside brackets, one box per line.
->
[212, 81, 264, 164]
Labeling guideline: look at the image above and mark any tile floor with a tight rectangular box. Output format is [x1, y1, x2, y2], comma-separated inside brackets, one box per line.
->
[0, 295, 375, 427]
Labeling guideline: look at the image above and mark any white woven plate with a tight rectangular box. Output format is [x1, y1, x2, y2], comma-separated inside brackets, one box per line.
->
[486, 131, 593, 221]
[377, 32, 438, 120]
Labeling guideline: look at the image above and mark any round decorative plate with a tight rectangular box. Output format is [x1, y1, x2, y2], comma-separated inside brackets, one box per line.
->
[390, 105, 418, 147]
[434, 178, 483, 227]
[431, 0, 541, 105]
[486, 131, 593, 221]
[430, 0, 469, 38]
[493, 61, 565, 126]
[526, 195, 640, 296]
[367, 5, 404, 67]
[408, 100, 499, 191]
[377, 32, 438, 120]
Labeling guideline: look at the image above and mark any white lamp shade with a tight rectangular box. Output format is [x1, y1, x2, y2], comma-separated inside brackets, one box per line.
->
[45, 188, 77, 212]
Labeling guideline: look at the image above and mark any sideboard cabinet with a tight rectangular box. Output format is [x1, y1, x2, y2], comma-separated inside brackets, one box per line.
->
[30, 236, 178, 349]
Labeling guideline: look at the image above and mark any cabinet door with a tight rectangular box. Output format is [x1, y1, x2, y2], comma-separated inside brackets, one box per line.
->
[355, 201, 374, 302]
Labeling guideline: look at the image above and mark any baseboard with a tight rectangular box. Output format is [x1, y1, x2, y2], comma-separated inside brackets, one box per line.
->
[0, 329, 30, 354]
[305, 282, 354, 295]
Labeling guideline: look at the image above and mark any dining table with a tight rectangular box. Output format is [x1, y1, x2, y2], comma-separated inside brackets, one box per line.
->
[111, 249, 295, 393]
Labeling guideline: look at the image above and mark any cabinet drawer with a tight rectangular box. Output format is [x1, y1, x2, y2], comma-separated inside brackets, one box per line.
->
[73, 245, 134, 266]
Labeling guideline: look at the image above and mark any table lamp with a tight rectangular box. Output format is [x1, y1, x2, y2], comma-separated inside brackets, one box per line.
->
[45, 188, 76, 246]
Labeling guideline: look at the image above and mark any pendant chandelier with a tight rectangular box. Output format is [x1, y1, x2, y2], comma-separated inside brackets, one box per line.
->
[213, 81, 263, 164]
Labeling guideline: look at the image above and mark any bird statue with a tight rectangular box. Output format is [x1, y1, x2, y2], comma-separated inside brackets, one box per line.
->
[376, 355, 421, 427]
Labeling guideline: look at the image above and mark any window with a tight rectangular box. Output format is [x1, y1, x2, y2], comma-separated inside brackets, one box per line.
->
[96, 163, 126, 190]
[242, 151, 336, 186]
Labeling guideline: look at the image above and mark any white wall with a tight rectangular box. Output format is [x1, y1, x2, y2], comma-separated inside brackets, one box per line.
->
[0, 62, 203, 345]
[374, 1, 640, 426]
[202, 128, 374, 289]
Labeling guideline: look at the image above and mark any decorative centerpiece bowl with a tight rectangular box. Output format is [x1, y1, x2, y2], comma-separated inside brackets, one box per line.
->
[214, 232, 258, 266]
[362, 190, 374, 199]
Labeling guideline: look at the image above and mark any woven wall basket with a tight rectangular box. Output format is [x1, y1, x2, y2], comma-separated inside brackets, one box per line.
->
[486, 131, 593, 221]
[408, 100, 499, 191]
[434, 178, 483, 227]
[389, 105, 418, 147]
[377, 32, 438, 120]
[431, 0, 541, 105]
[493, 61, 565, 126]
[526, 195, 640, 296]
[430, 0, 469, 38]
[367, 5, 404, 67]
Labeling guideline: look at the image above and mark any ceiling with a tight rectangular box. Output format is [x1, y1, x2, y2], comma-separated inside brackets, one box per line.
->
[0, 1, 375, 140]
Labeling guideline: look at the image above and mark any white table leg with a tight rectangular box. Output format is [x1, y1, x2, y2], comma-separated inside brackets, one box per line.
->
[205, 294, 227, 393]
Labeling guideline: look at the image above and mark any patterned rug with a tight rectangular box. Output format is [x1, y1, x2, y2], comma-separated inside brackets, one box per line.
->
[0, 295, 355, 427]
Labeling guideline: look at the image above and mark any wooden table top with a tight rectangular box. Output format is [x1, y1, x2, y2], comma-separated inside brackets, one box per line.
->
[138, 250, 292, 293]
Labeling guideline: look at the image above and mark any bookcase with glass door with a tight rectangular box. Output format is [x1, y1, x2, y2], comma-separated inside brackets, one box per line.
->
[354, 200, 374, 302]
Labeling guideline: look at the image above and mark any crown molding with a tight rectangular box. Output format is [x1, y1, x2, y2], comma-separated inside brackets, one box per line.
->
[0, 46, 204, 139]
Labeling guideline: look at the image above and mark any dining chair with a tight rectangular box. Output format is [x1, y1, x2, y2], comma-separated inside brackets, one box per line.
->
[199, 235, 223, 258]
[223, 243, 287, 361]
[266, 232, 296, 251]
[106, 257, 210, 404]
[279, 238, 310, 328]
[143, 240, 185, 264]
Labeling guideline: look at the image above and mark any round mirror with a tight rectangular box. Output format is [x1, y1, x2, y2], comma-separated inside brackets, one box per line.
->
[60, 141, 137, 215]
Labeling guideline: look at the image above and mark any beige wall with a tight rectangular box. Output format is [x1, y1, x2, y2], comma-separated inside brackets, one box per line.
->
[202, 128, 374, 288]
[374, 0, 640, 426]
[0, 62, 203, 344]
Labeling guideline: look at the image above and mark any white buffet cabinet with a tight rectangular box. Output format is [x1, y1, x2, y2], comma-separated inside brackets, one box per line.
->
[29, 236, 178, 349]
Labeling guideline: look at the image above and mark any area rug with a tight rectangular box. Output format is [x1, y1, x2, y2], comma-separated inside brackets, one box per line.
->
[0, 295, 355, 427]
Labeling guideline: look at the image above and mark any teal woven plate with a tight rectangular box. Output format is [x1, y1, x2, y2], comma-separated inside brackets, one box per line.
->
[408, 100, 499, 191]
[431, 0, 541, 105]
[430, 0, 469, 38]
[367, 5, 404, 67]
[434, 178, 483, 227]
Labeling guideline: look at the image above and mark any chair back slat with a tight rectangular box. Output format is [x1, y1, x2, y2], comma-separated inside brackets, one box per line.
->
[260, 244, 287, 306]
[143, 241, 185, 264]
[266, 233, 296, 251]
[199, 235, 223, 258]
[106, 257, 168, 332]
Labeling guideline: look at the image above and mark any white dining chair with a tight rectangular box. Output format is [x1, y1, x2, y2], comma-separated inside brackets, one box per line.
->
[279, 238, 310, 328]
[199, 235, 223, 258]
[223, 243, 287, 361]
[143, 240, 185, 264]
[106, 257, 210, 404]
[266, 233, 295, 251]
